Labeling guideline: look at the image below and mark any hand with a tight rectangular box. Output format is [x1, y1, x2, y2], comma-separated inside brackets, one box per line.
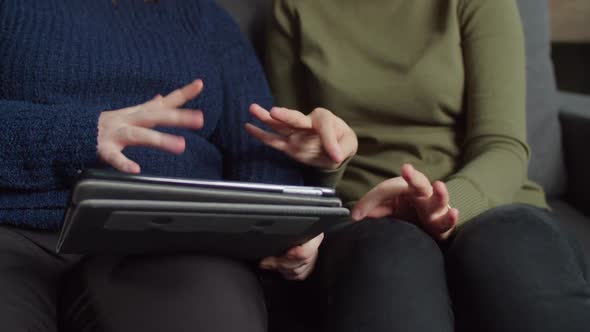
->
[352, 164, 459, 241]
[260, 233, 324, 281]
[97, 80, 205, 173]
[245, 105, 358, 170]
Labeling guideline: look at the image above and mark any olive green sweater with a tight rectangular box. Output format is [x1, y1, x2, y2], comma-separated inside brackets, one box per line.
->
[265, 0, 548, 224]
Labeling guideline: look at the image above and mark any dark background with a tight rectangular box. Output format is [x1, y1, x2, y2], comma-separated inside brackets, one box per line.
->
[552, 44, 590, 94]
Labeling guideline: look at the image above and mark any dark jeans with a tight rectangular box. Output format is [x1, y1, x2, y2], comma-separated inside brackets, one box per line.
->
[0, 205, 588, 331]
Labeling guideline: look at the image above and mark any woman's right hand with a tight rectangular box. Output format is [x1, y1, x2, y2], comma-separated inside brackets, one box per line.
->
[97, 80, 204, 173]
[352, 164, 459, 241]
[245, 105, 357, 170]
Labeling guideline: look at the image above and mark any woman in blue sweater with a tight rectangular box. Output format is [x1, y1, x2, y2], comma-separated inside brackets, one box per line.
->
[0, 1, 376, 331]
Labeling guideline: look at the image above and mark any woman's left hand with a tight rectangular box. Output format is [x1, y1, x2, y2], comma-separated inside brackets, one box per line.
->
[352, 164, 460, 241]
[245, 104, 357, 170]
[259, 233, 324, 281]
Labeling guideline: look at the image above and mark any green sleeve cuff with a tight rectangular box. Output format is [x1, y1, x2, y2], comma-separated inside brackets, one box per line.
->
[446, 176, 490, 226]
[303, 157, 352, 188]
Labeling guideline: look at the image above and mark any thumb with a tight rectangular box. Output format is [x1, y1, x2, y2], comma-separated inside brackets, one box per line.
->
[352, 177, 408, 221]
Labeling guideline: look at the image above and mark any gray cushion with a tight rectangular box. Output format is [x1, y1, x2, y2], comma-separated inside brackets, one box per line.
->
[516, 0, 566, 197]
[549, 200, 590, 275]
[216, 0, 271, 57]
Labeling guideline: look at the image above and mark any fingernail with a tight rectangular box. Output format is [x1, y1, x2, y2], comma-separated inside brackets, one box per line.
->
[127, 164, 140, 173]
[333, 147, 343, 163]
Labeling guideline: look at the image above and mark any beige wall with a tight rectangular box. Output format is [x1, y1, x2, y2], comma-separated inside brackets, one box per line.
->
[549, 0, 590, 42]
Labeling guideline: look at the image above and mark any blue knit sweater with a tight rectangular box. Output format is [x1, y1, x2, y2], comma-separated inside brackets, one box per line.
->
[0, 0, 302, 230]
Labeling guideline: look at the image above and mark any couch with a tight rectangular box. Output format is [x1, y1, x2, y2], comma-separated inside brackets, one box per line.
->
[217, 0, 590, 271]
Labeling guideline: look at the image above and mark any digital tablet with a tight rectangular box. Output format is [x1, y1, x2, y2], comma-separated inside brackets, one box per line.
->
[58, 170, 352, 260]
[82, 169, 337, 197]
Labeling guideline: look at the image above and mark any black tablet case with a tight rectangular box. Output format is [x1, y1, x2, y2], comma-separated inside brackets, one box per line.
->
[58, 179, 351, 260]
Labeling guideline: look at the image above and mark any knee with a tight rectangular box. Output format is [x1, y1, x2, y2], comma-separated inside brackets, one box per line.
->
[447, 205, 558, 280]
[449, 205, 556, 257]
[342, 219, 445, 272]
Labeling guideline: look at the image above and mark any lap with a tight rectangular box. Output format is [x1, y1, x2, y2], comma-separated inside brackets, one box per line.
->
[263, 218, 453, 332]
[0, 225, 75, 332]
[448, 204, 588, 279]
[447, 204, 590, 332]
[61, 255, 267, 332]
[0, 224, 267, 332]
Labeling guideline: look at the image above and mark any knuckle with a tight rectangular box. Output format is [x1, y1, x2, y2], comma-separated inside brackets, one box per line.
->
[314, 108, 333, 120]
[175, 90, 188, 103]
[149, 132, 163, 147]
[312, 107, 329, 115]
[374, 182, 390, 196]
[167, 109, 183, 124]
[117, 126, 135, 142]
[292, 247, 307, 260]
[105, 152, 123, 168]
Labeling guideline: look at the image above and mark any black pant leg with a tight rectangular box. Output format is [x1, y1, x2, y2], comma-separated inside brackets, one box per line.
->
[447, 204, 590, 332]
[61, 255, 267, 332]
[318, 218, 454, 332]
[260, 270, 324, 332]
[0, 225, 77, 332]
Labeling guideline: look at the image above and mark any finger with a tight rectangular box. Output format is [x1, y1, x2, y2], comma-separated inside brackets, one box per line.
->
[131, 108, 204, 130]
[364, 205, 395, 219]
[116, 126, 186, 155]
[338, 130, 358, 161]
[280, 269, 301, 281]
[100, 149, 141, 174]
[160, 79, 204, 108]
[439, 209, 459, 241]
[291, 261, 312, 276]
[269, 107, 313, 130]
[275, 257, 310, 270]
[249, 104, 293, 135]
[244, 123, 289, 151]
[429, 181, 449, 212]
[427, 207, 459, 236]
[400, 164, 433, 198]
[260, 257, 279, 270]
[311, 110, 344, 164]
[286, 261, 315, 281]
[352, 177, 409, 221]
[285, 233, 324, 260]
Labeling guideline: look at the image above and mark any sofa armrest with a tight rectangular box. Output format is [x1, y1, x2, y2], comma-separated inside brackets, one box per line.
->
[559, 92, 590, 216]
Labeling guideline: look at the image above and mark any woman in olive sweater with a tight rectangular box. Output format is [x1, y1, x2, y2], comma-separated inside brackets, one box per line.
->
[247, 0, 590, 331]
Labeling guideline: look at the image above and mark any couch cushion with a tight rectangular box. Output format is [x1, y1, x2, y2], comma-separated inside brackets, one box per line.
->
[516, 0, 566, 197]
[550, 200, 590, 275]
[216, 0, 272, 57]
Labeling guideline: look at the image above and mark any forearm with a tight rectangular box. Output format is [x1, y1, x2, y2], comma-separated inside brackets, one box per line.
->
[0, 101, 103, 190]
[446, 136, 528, 224]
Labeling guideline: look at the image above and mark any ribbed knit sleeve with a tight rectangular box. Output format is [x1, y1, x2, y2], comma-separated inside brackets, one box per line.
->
[446, 0, 530, 224]
[0, 100, 104, 190]
[207, 2, 303, 185]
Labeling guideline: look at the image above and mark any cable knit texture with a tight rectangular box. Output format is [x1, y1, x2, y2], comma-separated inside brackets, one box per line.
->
[0, 0, 302, 230]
